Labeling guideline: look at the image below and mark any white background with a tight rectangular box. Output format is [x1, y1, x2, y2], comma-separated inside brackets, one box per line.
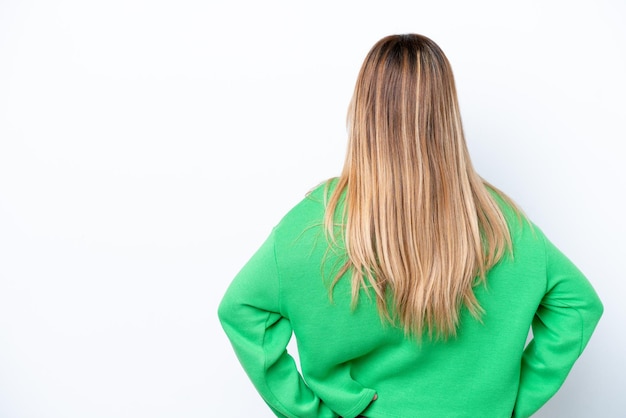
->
[0, 1, 624, 417]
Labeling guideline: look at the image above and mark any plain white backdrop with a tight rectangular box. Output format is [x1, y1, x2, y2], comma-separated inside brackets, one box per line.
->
[0, 0, 624, 417]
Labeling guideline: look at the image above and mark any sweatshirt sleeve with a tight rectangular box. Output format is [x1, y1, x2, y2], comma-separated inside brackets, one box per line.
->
[218, 229, 338, 418]
[513, 231, 603, 418]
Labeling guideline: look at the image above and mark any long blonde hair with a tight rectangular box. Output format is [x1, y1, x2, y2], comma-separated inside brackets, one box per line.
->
[324, 34, 516, 340]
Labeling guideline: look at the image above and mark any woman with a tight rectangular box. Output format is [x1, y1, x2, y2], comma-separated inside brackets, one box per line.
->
[218, 34, 603, 418]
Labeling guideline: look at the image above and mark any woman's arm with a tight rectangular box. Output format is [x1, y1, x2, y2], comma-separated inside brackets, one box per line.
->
[218, 229, 338, 418]
[513, 231, 603, 418]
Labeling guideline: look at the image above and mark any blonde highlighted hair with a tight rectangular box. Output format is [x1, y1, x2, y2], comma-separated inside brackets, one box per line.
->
[324, 34, 518, 340]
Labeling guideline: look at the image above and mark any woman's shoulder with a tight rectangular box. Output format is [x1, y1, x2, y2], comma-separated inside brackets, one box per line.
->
[305, 177, 339, 201]
[484, 183, 545, 244]
[273, 178, 338, 235]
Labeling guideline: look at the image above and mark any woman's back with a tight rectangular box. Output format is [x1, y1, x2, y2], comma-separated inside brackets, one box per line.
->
[219, 180, 602, 417]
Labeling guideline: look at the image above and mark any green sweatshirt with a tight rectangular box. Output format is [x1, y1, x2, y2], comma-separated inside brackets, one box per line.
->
[218, 181, 603, 418]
